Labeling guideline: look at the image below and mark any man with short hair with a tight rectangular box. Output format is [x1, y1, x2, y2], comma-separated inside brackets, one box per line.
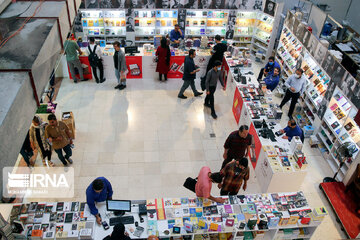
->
[257, 56, 281, 81]
[86, 177, 113, 225]
[219, 158, 250, 195]
[170, 24, 184, 47]
[64, 33, 84, 83]
[204, 60, 225, 119]
[45, 114, 73, 166]
[279, 68, 307, 119]
[113, 41, 127, 90]
[281, 119, 303, 142]
[222, 125, 252, 170]
[178, 49, 202, 99]
[86, 37, 105, 84]
[264, 67, 280, 91]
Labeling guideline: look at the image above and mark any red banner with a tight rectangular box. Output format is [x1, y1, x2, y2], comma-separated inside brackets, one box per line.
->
[232, 87, 243, 124]
[68, 56, 92, 80]
[125, 56, 142, 79]
[222, 57, 229, 89]
[249, 122, 262, 169]
[168, 56, 185, 78]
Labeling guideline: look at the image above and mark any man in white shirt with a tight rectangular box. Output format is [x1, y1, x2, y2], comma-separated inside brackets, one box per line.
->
[279, 68, 307, 119]
[86, 37, 105, 83]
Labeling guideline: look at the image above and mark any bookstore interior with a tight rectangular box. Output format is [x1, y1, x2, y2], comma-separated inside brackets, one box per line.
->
[1, 0, 360, 239]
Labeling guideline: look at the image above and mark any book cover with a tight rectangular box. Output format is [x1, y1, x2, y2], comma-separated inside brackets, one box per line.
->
[181, 198, 189, 207]
[172, 198, 181, 207]
[146, 199, 156, 210]
[56, 212, 64, 223]
[41, 223, 50, 232]
[49, 212, 57, 222]
[28, 202, 38, 212]
[174, 208, 182, 218]
[71, 202, 79, 212]
[80, 203, 86, 211]
[165, 208, 175, 219]
[156, 198, 164, 209]
[189, 208, 196, 217]
[195, 208, 203, 217]
[65, 212, 73, 223]
[167, 219, 175, 229]
[20, 204, 30, 214]
[203, 206, 212, 216]
[56, 202, 64, 212]
[164, 198, 173, 208]
[156, 208, 166, 220]
[182, 208, 190, 217]
[224, 205, 233, 214]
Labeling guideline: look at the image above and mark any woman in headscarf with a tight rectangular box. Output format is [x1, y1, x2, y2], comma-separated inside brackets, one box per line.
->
[29, 115, 55, 167]
[195, 167, 225, 203]
[103, 223, 131, 240]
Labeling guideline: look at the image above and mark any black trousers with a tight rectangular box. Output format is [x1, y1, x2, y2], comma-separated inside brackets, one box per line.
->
[279, 89, 300, 117]
[204, 86, 216, 114]
[92, 61, 104, 82]
[220, 189, 238, 196]
[159, 73, 167, 80]
[257, 67, 265, 80]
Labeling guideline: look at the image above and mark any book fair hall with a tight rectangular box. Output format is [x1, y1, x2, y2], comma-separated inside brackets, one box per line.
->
[2, 0, 360, 239]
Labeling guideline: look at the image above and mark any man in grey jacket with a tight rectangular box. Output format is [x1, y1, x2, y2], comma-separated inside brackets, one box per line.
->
[113, 41, 127, 90]
[204, 60, 225, 119]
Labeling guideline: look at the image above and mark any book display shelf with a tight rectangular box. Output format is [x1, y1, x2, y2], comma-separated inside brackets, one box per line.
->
[155, 10, 178, 36]
[205, 10, 229, 36]
[134, 10, 156, 44]
[185, 10, 208, 36]
[276, 12, 360, 182]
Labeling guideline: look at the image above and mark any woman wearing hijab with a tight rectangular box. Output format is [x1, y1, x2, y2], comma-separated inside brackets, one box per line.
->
[103, 223, 131, 240]
[195, 167, 225, 203]
[29, 116, 54, 167]
[156, 37, 171, 81]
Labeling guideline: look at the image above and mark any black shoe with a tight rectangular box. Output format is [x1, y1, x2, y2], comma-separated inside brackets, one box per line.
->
[96, 79, 99, 84]
[211, 112, 218, 119]
[119, 85, 126, 90]
[100, 78, 106, 83]
[114, 84, 121, 89]
[178, 95, 187, 99]
[204, 103, 211, 108]
[288, 114, 293, 120]
[80, 78, 89, 81]
[194, 92, 203, 97]
[74, 80, 78, 84]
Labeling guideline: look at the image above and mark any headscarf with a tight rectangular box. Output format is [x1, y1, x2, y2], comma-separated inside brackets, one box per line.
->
[110, 223, 127, 240]
[195, 167, 212, 198]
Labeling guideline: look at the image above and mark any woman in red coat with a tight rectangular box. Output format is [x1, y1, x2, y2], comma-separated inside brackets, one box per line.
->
[156, 37, 171, 81]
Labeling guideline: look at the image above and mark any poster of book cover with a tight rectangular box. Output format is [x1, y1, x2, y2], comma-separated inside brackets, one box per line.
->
[330, 61, 346, 85]
[306, 34, 319, 57]
[225, 10, 236, 39]
[340, 72, 356, 99]
[294, 22, 305, 40]
[263, 0, 275, 16]
[156, 0, 170, 8]
[351, 81, 360, 108]
[314, 43, 327, 65]
[99, 0, 122, 8]
[321, 52, 335, 75]
[299, 29, 311, 48]
[86, 0, 99, 8]
[74, 13, 83, 33]
[178, 9, 187, 33]
[291, 17, 300, 36]
[126, 8, 135, 32]
[170, 0, 185, 8]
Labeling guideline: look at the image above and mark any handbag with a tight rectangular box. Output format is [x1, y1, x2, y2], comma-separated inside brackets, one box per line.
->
[183, 177, 197, 193]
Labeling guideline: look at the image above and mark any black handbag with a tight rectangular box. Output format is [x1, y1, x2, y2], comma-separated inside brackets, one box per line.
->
[183, 177, 197, 193]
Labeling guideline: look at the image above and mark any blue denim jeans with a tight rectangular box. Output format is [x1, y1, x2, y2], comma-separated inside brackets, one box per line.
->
[54, 144, 72, 166]
[115, 69, 126, 85]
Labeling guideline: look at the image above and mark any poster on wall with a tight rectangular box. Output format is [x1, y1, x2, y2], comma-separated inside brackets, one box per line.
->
[232, 87, 243, 124]
[86, 0, 99, 8]
[314, 43, 327, 65]
[322, 52, 335, 75]
[225, 10, 236, 39]
[126, 8, 135, 32]
[177, 9, 187, 33]
[330, 61, 346, 85]
[170, 0, 185, 8]
[168, 56, 185, 78]
[306, 34, 319, 56]
[143, 0, 156, 8]
[74, 13, 83, 33]
[294, 23, 305, 40]
[126, 56, 143, 79]
[183, 0, 198, 8]
[263, 0, 275, 16]
[125, 0, 143, 8]
[299, 29, 311, 47]
[156, 0, 170, 8]
[351, 82, 360, 108]
[340, 72, 356, 99]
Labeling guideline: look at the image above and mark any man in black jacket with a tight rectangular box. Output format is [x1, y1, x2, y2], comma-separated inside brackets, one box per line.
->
[178, 49, 203, 99]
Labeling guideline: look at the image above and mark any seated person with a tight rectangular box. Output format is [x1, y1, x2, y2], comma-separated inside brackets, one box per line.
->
[264, 67, 280, 91]
[103, 223, 130, 240]
[195, 167, 225, 203]
[169, 24, 184, 47]
[280, 119, 302, 142]
[86, 177, 113, 225]
[257, 56, 281, 80]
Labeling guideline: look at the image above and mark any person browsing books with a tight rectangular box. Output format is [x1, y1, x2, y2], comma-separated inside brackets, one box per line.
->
[264, 67, 280, 91]
[218, 158, 250, 195]
[257, 56, 281, 81]
[170, 24, 184, 47]
[280, 119, 303, 142]
[86, 177, 113, 225]
[279, 68, 307, 119]
[195, 167, 225, 203]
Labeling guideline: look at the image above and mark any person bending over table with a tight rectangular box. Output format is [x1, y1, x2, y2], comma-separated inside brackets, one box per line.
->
[218, 158, 250, 196]
[222, 125, 252, 170]
[257, 56, 281, 81]
[103, 223, 130, 240]
[264, 67, 280, 91]
[280, 119, 303, 142]
[195, 167, 225, 203]
[86, 177, 113, 225]
[170, 24, 184, 47]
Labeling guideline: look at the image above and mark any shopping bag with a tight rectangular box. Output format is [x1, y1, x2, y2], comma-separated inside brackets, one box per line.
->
[183, 177, 197, 193]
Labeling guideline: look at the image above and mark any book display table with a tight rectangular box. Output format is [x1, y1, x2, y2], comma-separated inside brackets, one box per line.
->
[6, 191, 326, 240]
[222, 52, 308, 193]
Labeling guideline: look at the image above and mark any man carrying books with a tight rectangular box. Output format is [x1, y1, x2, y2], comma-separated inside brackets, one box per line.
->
[86, 177, 113, 225]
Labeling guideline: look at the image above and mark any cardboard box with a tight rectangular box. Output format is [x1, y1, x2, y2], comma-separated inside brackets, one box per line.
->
[62, 112, 75, 139]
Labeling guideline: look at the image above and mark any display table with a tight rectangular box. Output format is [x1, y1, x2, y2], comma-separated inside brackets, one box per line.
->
[6, 192, 326, 240]
[62, 46, 212, 81]
[223, 53, 308, 193]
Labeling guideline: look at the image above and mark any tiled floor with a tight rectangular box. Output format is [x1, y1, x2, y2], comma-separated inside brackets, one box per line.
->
[27, 61, 347, 239]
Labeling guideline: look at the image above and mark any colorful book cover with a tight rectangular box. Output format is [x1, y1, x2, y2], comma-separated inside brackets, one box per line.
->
[175, 217, 183, 226]
[172, 198, 181, 207]
[181, 198, 189, 207]
[203, 206, 212, 216]
[195, 208, 203, 217]
[182, 208, 190, 217]
[202, 198, 212, 207]
[174, 208, 182, 218]
[167, 219, 175, 229]
[157, 208, 166, 220]
[156, 198, 164, 209]
[82, 20, 87, 27]
[146, 199, 156, 210]
[224, 205, 233, 214]
[165, 208, 175, 219]
[195, 198, 203, 207]
[209, 223, 219, 231]
[189, 208, 196, 217]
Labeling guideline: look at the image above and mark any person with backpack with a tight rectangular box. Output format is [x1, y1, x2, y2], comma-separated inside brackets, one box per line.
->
[86, 37, 106, 83]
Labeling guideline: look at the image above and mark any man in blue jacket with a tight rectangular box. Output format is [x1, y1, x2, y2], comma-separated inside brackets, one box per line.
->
[86, 177, 113, 225]
[280, 119, 303, 142]
[257, 56, 281, 81]
[178, 49, 203, 99]
[264, 67, 280, 91]
[170, 24, 184, 47]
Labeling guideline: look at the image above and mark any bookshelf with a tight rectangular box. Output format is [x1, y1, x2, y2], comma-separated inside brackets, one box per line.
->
[185, 10, 207, 36]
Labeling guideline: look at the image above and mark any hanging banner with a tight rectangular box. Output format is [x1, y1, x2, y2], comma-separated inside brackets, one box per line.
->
[249, 122, 262, 168]
[126, 56, 143, 78]
[232, 87, 243, 124]
[168, 56, 185, 78]
[222, 57, 230, 88]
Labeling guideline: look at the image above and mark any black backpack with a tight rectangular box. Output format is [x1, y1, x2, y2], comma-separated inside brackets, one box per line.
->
[88, 45, 100, 67]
